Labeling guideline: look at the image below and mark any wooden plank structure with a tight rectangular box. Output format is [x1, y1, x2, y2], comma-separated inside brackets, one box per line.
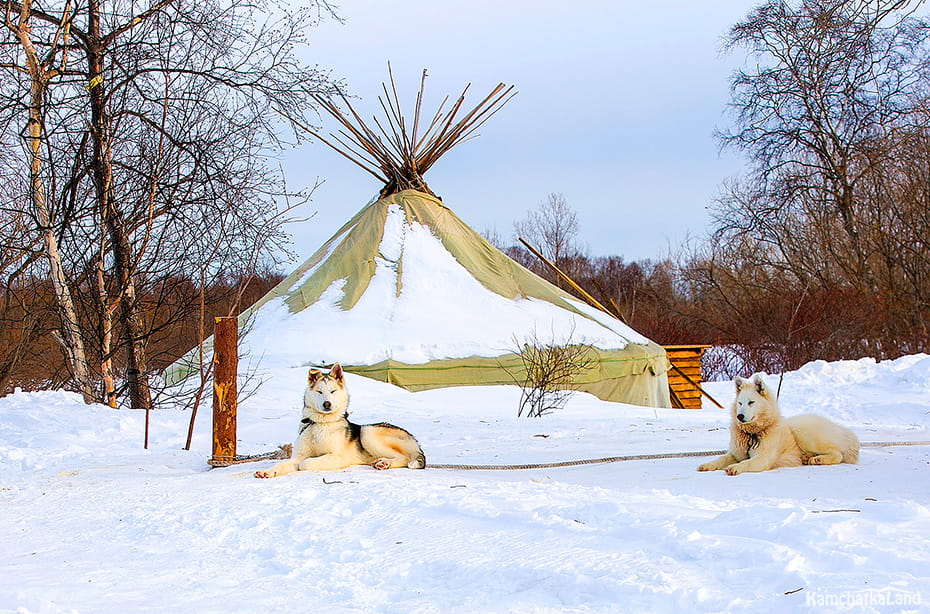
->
[663, 345, 711, 409]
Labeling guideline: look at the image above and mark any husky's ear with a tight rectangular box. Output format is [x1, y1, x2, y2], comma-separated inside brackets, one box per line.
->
[752, 373, 768, 397]
[330, 362, 344, 382]
[308, 368, 322, 386]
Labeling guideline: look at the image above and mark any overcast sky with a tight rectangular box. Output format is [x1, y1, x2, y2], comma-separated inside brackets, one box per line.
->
[281, 1, 754, 263]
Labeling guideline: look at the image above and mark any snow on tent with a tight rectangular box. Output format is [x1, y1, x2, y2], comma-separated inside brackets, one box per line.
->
[164, 70, 671, 407]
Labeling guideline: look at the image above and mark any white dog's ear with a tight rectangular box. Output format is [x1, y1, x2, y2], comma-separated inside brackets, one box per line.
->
[308, 368, 322, 385]
[330, 362, 344, 382]
[734, 376, 746, 392]
[752, 373, 768, 397]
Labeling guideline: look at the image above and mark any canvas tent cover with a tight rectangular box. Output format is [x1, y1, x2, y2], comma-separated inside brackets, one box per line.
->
[165, 190, 671, 407]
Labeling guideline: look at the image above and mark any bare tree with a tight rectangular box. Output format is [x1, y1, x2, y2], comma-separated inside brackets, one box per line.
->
[717, 0, 929, 289]
[1, 0, 94, 401]
[0, 0, 340, 406]
[694, 0, 930, 366]
[512, 192, 588, 288]
[514, 192, 582, 264]
[508, 328, 594, 418]
[91, 0, 338, 408]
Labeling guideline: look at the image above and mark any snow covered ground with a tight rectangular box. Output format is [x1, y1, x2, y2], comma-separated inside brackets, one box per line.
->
[1, 354, 929, 613]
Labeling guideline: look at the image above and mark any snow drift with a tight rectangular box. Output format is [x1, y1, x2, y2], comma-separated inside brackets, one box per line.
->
[1, 354, 928, 612]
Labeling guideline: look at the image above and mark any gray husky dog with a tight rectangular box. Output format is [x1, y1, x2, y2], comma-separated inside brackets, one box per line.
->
[255, 363, 426, 478]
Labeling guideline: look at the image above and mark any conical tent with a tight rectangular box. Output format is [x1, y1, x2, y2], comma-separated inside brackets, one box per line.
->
[163, 69, 672, 407]
[165, 189, 671, 406]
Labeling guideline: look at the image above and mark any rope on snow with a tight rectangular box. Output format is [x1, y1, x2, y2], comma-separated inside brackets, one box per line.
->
[211, 440, 930, 470]
[426, 440, 930, 471]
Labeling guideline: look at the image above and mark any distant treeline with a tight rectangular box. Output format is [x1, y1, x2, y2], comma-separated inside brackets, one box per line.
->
[0, 272, 284, 396]
[504, 246, 916, 381]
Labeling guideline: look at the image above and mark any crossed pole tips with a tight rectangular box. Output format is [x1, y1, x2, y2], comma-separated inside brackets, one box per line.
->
[290, 64, 516, 198]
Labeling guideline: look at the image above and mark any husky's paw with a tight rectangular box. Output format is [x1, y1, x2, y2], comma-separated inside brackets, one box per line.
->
[254, 470, 275, 478]
[372, 459, 391, 471]
[800, 452, 816, 465]
[697, 462, 716, 472]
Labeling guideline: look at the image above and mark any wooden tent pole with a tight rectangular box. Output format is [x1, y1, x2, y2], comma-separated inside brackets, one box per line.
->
[517, 238, 619, 319]
[590, 277, 628, 324]
[668, 361, 724, 409]
[211, 317, 237, 464]
[668, 385, 685, 409]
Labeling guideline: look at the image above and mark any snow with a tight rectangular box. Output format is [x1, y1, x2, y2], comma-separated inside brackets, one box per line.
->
[237, 203, 650, 371]
[2, 355, 929, 613]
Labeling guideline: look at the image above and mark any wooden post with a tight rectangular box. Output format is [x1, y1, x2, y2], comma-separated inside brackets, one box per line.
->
[211, 317, 237, 464]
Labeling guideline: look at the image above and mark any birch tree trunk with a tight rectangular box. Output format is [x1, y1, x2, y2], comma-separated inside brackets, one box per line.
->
[8, 0, 93, 402]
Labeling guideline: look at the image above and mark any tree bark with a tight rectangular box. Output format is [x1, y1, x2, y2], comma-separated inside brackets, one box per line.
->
[94, 254, 117, 407]
[10, 0, 93, 402]
[87, 0, 152, 409]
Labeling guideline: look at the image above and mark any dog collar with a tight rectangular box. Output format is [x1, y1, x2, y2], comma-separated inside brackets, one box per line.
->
[299, 417, 315, 435]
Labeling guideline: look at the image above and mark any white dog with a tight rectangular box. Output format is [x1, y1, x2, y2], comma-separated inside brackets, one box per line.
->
[698, 374, 859, 475]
